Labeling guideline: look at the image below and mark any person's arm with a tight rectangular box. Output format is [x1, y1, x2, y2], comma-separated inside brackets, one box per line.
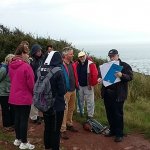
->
[25, 65, 35, 93]
[116, 63, 133, 82]
[55, 71, 67, 96]
[89, 63, 98, 86]
[0, 67, 7, 82]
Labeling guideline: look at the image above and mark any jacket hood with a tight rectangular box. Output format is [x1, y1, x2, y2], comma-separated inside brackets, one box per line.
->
[9, 56, 27, 70]
[31, 44, 42, 56]
[50, 51, 63, 67]
[42, 51, 62, 67]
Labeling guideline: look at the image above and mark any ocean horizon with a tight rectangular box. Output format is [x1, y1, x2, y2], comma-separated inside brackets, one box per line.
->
[76, 43, 150, 75]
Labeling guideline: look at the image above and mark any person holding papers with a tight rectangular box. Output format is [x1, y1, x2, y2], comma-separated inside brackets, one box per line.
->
[98, 49, 133, 142]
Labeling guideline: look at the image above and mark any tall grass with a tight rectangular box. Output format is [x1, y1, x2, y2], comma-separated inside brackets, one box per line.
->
[75, 72, 150, 138]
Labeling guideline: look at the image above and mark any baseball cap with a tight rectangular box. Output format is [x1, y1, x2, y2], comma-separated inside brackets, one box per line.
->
[108, 49, 118, 56]
[78, 51, 86, 57]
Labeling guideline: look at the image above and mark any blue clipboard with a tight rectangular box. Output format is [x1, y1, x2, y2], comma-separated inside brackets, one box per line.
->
[103, 63, 123, 83]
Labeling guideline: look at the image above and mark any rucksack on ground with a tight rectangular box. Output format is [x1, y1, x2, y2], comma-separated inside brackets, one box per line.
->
[83, 118, 109, 134]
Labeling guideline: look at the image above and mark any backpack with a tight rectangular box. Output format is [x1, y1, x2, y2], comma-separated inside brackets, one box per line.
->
[33, 66, 61, 112]
[0, 63, 8, 82]
[0, 63, 8, 74]
[83, 118, 109, 134]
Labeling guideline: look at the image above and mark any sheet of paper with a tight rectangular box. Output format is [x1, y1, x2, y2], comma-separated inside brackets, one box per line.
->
[100, 61, 123, 87]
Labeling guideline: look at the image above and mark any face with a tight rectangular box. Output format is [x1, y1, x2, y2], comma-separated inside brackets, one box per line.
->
[109, 54, 119, 61]
[35, 49, 42, 57]
[78, 55, 86, 63]
[47, 47, 53, 52]
[66, 50, 74, 61]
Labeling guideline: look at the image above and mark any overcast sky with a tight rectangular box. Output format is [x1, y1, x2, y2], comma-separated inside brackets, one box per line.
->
[1, 0, 150, 48]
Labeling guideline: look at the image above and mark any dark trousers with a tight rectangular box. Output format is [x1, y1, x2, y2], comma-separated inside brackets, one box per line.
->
[0, 96, 14, 127]
[43, 109, 64, 150]
[104, 90, 124, 137]
[13, 105, 31, 143]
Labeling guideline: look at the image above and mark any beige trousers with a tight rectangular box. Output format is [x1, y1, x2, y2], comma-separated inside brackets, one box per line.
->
[61, 90, 76, 132]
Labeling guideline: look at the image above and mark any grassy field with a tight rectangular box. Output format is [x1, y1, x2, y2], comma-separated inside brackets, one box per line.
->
[75, 72, 150, 138]
[0, 72, 150, 149]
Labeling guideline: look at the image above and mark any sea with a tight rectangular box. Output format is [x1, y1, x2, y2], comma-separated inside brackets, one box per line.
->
[76, 43, 150, 75]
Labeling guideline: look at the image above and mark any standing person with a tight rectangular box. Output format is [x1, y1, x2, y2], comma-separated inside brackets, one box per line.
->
[99, 49, 133, 142]
[42, 44, 54, 62]
[0, 54, 15, 131]
[29, 44, 43, 124]
[42, 51, 66, 150]
[9, 41, 35, 149]
[73, 51, 98, 118]
[46, 44, 53, 53]
[60, 47, 78, 140]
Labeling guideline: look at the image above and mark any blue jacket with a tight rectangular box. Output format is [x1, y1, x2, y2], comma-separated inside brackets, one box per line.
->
[61, 64, 70, 91]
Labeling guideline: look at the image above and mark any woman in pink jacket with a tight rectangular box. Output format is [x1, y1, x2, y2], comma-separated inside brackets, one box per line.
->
[9, 41, 35, 150]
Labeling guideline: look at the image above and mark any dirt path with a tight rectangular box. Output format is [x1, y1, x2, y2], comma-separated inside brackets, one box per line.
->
[0, 120, 150, 150]
[61, 122, 150, 150]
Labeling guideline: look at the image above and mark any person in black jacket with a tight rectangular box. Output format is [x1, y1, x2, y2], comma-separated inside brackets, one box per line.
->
[42, 51, 66, 150]
[29, 44, 44, 124]
[98, 49, 133, 142]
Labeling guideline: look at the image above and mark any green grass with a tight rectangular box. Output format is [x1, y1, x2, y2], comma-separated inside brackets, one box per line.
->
[0, 72, 150, 149]
[74, 99, 150, 139]
[75, 72, 150, 139]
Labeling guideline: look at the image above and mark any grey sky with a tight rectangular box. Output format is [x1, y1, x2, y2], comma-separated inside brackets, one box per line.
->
[1, 0, 150, 48]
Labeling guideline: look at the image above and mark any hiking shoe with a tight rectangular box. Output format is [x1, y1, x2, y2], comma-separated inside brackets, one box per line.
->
[67, 126, 78, 132]
[19, 142, 35, 149]
[114, 136, 123, 142]
[13, 139, 21, 146]
[61, 131, 69, 140]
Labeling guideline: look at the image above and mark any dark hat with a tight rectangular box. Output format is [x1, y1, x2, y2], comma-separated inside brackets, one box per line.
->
[108, 49, 118, 56]
[31, 44, 42, 56]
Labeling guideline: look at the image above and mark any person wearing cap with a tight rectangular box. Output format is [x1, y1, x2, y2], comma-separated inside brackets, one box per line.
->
[99, 49, 133, 142]
[60, 47, 78, 140]
[29, 44, 44, 125]
[73, 51, 98, 119]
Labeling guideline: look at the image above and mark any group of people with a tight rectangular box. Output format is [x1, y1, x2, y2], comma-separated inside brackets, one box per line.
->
[0, 41, 133, 150]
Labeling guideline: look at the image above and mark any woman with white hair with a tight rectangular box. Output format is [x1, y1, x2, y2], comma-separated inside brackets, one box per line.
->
[0, 54, 15, 131]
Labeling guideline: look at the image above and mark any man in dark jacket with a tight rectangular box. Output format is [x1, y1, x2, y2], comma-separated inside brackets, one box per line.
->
[29, 44, 44, 124]
[42, 51, 66, 150]
[99, 49, 133, 142]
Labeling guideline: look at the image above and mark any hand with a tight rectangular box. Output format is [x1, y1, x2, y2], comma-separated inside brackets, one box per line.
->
[97, 78, 103, 84]
[115, 72, 122, 78]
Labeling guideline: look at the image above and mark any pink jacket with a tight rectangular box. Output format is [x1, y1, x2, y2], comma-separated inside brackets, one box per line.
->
[9, 57, 35, 105]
